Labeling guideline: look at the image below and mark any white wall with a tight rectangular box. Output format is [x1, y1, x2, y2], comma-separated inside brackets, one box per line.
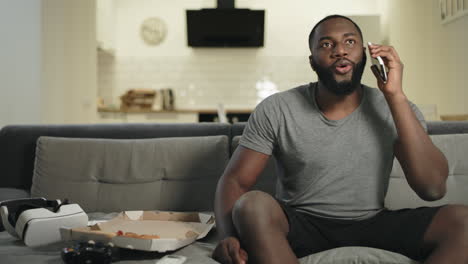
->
[437, 0, 468, 115]
[114, 0, 382, 57]
[386, 0, 468, 116]
[101, 0, 468, 117]
[42, 0, 98, 124]
[0, 0, 42, 127]
[99, 0, 385, 110]
[0, 0, 97, 126]
[3, 0, 466, 125]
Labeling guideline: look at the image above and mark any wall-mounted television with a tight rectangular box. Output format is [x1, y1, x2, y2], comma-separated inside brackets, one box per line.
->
[186, 9, 265, 47]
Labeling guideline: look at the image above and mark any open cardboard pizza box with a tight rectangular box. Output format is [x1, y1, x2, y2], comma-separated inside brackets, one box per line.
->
[61, 211, 215, 252]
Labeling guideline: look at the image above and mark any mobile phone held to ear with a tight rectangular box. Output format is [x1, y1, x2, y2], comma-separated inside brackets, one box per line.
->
[368, 42, 387, 83]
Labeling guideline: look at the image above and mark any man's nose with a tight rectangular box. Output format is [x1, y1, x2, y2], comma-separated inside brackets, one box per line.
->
[332, 43, 348, 58]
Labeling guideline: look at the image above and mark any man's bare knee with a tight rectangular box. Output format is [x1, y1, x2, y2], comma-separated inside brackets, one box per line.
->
[445, 205, 468, 240]
[232, 191, 288, 235]
[426, 205, 468, 246]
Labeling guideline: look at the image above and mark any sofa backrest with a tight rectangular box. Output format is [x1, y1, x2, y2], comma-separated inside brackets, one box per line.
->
[231, 121, 468, 208]
[0, 123, 231, 191]
[232, 121, 468, 138]
[385, 133, 468, 208]
[31, 136, 229, 212]
[426, 121, 468, 135]
[1, 121, 468, 213]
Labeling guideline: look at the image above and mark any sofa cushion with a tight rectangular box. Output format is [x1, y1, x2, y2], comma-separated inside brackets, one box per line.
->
[385, 134, 468, 209]
[299, 246, 419, 264]
[31, 136, 229, 213]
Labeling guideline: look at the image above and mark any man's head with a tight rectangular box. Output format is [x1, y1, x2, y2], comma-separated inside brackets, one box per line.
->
[308, 15, 366, 96]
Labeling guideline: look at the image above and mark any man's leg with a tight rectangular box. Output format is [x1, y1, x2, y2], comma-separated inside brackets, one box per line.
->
[423, 204, 468, 264]
[232, 190, 298, 264]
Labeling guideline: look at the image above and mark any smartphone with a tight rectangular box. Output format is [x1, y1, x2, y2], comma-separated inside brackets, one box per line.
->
[368, 42, 387, 83]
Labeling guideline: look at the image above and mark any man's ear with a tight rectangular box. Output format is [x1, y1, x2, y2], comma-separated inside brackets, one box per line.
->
[309, 55, 316, 71]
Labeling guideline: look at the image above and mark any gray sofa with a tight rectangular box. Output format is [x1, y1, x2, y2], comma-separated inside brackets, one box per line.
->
[0, 121, 468, 264]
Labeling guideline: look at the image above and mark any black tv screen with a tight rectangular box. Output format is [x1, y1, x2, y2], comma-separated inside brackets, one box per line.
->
[186, 9, 265, 47]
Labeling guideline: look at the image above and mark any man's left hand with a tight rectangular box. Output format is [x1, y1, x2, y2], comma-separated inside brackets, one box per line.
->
[368, 43, 404, 99]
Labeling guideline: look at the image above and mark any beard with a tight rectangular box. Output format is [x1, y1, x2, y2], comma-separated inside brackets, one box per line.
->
[312, 51, 366, 96]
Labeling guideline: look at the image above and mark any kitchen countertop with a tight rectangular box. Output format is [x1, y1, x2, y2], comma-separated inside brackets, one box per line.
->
[98, 107, 253, 114]
[440, 114, 468, 121]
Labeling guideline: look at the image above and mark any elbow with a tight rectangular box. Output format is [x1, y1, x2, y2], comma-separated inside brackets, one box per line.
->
[413, 166, 449, 202]
[420, 191, 445, 202]
[417, 184, 447, 201]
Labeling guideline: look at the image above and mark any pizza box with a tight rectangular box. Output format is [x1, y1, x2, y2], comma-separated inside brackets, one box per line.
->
[60, 211, 215, 252]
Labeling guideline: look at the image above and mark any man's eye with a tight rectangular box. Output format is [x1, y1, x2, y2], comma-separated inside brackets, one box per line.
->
[346, 39, 356, 45]
[321, 42, 332, 48]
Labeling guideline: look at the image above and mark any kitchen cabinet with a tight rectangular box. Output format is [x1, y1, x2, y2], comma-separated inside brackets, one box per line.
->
[96, 0, 115, 54]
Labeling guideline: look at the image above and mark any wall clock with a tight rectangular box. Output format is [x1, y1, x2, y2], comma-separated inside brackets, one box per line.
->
[140, 17, 167, 46]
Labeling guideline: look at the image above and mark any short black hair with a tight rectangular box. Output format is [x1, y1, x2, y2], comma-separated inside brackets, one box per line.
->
[308, 15, 363, 51]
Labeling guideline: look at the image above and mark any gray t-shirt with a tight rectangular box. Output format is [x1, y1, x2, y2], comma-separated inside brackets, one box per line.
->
[239, 82, 426, 220]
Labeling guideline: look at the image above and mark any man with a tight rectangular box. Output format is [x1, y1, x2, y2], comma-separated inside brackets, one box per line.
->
[212, 15, 468, 264]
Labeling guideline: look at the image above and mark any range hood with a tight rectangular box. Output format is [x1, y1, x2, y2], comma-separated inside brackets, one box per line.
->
[186, 0, 265, 47]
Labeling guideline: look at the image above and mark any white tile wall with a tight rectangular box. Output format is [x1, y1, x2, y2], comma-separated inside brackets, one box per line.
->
[97, 52, 316, 110]
[97, 52, 441, 121]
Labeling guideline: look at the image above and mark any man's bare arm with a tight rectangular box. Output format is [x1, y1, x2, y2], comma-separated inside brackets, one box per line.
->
[368, 43, 448, 201]
[214, 145, 271, 239]
[390, 97, 448, 201]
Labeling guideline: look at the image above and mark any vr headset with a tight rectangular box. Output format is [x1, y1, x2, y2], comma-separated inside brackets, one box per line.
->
[0, 197, 88, 247]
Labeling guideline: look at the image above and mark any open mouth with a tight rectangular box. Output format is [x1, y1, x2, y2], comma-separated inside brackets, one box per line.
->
[334, 60, 353, 75]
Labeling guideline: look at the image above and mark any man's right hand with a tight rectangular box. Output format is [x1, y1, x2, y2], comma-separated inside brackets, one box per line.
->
[212, 236, 248, 264]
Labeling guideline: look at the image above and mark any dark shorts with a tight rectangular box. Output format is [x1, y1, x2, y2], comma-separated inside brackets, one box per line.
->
[277, 201, 443, 261]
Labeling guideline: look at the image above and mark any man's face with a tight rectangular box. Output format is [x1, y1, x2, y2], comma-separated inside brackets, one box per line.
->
[309, 18, 366, 96]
